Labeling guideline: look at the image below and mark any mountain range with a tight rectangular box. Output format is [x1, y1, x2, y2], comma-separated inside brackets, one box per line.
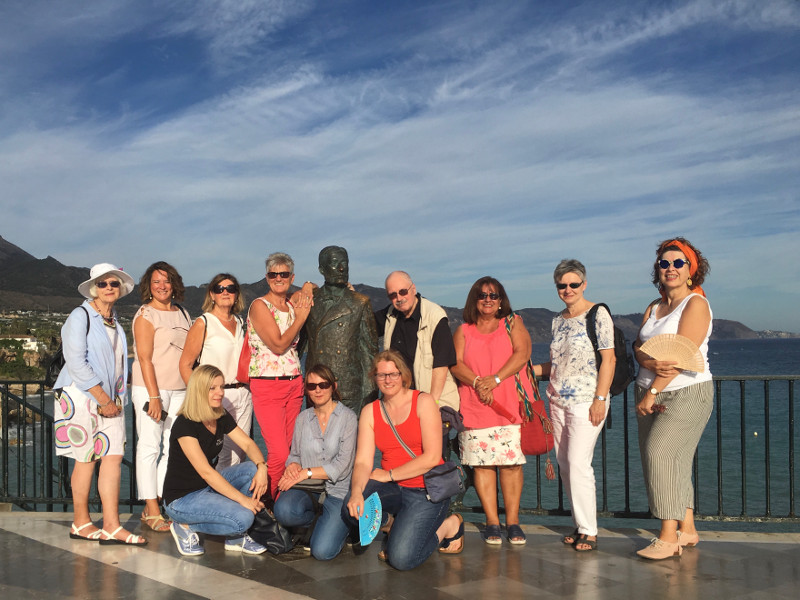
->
[0, 235, 776, 341]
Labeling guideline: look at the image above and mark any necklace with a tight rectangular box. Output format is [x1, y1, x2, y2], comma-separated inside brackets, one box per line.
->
[91, 301, 116, 328]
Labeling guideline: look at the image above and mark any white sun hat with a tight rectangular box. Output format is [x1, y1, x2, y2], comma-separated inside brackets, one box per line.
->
[78, 263, 135, 300]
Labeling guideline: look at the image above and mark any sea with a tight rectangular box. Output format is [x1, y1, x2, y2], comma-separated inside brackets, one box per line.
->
[4, 338, 800, 530]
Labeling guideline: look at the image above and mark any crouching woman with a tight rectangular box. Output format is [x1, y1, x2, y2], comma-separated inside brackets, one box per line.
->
[163, 365, 270, 556]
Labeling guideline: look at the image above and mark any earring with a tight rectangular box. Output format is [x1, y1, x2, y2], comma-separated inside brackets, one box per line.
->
[687, 278, 693, 287]
[149, 294, 152, 301]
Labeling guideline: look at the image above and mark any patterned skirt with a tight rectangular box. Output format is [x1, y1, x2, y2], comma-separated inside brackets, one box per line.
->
[54, 385, 125, 462]
[458, 424, 526, 466]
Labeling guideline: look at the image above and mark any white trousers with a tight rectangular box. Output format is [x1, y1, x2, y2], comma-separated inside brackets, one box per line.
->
[131, 385, 185, 500]
[216, 386, 254, 471]
[549, 400, 609, 537]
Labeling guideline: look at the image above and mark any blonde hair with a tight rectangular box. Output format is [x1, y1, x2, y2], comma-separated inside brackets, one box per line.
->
[369, 349, 412, 389]
[179, 365, 226, 422]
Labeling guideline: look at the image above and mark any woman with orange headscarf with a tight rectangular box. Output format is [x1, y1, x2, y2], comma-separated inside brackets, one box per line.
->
[633, 237, 713, 560]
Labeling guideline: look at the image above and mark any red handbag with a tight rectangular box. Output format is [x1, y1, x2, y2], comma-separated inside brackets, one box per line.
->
[236, 328, 251, 385]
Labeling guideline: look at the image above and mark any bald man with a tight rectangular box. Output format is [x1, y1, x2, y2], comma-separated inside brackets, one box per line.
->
[373, 271, 459, 410]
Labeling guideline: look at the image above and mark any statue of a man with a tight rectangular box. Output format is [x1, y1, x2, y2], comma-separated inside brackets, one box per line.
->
[304, 246, 378, 411]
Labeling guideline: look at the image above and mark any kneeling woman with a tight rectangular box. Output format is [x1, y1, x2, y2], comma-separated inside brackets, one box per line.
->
[163, 365, 270, 556]
[344, 350, 464, 571]
[274, 364, 357, 560]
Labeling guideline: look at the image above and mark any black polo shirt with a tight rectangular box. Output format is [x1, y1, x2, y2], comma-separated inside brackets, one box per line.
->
[374, 294, 456, 389]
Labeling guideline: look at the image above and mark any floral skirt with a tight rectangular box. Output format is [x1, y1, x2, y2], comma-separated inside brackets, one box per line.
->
[458, 424, 526, 466]
[54, 385, 125, 462]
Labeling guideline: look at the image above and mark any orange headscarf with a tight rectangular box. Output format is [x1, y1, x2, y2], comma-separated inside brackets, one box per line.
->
[660, 239, 705, 300]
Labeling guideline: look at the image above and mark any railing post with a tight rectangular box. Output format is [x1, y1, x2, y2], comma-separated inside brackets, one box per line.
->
[740, 380, 747, 517]
[764, 380, 771, 517]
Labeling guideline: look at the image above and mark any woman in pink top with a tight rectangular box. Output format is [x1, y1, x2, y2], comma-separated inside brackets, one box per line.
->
[246, 252, 313, 499]
[451, 276, 533, 546]
[131, 261, 192, 533]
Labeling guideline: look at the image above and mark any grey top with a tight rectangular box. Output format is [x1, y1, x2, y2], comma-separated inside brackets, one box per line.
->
[286, 401, 358, 499]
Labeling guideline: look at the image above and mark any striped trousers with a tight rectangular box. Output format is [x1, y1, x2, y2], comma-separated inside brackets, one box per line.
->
[636, 381, 713, 521]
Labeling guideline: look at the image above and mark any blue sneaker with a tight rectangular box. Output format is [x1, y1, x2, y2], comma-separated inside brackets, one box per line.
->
[225, 534, 267, 555]
[170, 522, 204, 556]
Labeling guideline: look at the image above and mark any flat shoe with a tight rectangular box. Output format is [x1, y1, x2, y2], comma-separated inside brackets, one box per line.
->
[562, 528, 579, 546]
[506, 524, 526, 546]
[482, 524, 502, 545]
[438, 514, 465, 554]
[677, 530, 700, 547]
[637, 537, 681, 560]
[98, 526, 148, 546]
[141, 512, 171, 532]
[574, 534, 597, 552]
[69, 522, 101, 541]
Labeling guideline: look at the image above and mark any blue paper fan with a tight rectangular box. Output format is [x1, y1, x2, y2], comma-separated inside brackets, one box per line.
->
[358, 492, 383, 546]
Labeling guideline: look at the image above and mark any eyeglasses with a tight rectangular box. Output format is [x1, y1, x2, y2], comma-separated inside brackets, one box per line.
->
[477, 292, 500, 300]
[305, 381, 332, 391]
[375, 372, 401, 381]
[267, 271, 292, 279]
[387, 288, 410, 301]
[658, 259, 689, 270]
[556, 282, 583, 290]
[96, 280, 121, 289]
[212, 284, 238, 294]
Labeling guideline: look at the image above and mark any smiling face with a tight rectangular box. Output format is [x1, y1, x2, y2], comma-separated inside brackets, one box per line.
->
[211, 278, 237, 310]
[266, 263, 295, 295]
[476, 283, 500, 318]
[385, 272, 417, 317]
[95, 275, 122, 305]
[208, 375, 225, 409]
[658, 250, 691, 291]
[556, 271, 586, 309]
[149, 269, 173, 304]
[374, 360, 404, 396]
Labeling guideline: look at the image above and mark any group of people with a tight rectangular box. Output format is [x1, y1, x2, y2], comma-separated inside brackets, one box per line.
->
[52, 236, 713, 566]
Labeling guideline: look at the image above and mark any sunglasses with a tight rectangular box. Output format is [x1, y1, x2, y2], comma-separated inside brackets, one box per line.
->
[267, 271, 292, 279]
[387, 288, 411, 301]
[477, 292, 500, 300]
[305, 381, 332, 391]
[212, 284, 238, 294]
[658, 259, 689, 270]
[556, 282, 583, 290]
[96, 280, 121, 289]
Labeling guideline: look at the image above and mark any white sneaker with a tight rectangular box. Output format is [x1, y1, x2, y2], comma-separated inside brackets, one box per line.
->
[225, 534, 268, 555]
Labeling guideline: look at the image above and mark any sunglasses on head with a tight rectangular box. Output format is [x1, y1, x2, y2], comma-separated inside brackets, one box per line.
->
[305, 381, 332, 391]
[267, 271, 292, 279]
[477, 292, 500, 300]
[658, 259, 689, 270]
[387, 288, 410, 301]
[556, 282, 583, 290]
[212, 284, 238, 294]
[96, 280, 121, 289]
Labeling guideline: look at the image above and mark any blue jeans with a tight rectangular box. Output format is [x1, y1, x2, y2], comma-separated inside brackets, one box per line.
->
[274, 488, 349, 561]
[165, 462, 257, 537]
[342, 480, 450, 571]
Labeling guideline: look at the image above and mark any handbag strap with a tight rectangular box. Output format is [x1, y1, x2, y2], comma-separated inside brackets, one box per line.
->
[503, 315, 552, 433]
[379, 399, 418, 460]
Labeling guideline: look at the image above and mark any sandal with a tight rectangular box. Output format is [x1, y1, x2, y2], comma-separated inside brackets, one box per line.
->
[507, 524, 526, 546]
[482, 524, 502, 545]
[438, 514, 465, 554]
[574, 534, 597, 552]
[69, 522, 101, 541]
[562, 528, 579, 546]
[141, 511, 171, 532]
[98, 526, 148, 546]
[377, 549, 388, 562]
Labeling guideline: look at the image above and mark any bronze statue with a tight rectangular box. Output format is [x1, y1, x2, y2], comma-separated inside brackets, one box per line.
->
[303, 246, 378, 411]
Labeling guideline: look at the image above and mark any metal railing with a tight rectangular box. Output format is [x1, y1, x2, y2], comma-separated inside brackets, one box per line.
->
[2, 376, 798, 521]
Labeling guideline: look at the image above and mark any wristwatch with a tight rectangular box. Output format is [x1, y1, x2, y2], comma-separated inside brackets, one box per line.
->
[306, 469, 313, 479]
[594, 395, 606, 402]
[493, 375, 501, 385]
[649, 387, 659, 395]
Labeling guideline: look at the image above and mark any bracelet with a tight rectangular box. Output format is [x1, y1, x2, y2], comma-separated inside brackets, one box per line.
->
[472, 375, 480, 388]
[149, 396, 161, 400]
[389, 469, 395, 482]
[255, 461, 266, 469]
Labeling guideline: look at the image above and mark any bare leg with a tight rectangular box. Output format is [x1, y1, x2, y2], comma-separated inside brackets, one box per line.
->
[71, 460, 99, 534]
[143, 498, 162, 518]
[677, 507, 696, 536]
[436, 514, 464, 552]
[98, 454, 138, 541]
[498, 465, 523, 526]
[472, 466, 499, 525]
[658, 518, 679, 543]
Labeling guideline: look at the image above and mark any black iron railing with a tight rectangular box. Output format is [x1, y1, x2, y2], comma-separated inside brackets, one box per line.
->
[2, 376, 798, 521]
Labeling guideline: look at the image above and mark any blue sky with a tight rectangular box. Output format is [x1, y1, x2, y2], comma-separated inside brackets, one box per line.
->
[1, 0, 799, 331]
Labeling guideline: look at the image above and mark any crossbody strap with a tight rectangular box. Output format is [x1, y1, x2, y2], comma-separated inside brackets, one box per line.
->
[379, 400, 417, 459]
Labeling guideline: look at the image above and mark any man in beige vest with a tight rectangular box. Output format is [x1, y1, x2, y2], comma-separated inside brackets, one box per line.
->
[373, 271, 459, 411]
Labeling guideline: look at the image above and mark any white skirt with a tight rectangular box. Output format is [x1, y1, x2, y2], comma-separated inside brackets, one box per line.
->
[459, 424, 526, 466]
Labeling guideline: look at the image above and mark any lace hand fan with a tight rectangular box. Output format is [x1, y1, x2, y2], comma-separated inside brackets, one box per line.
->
[640, 334, 705, 372]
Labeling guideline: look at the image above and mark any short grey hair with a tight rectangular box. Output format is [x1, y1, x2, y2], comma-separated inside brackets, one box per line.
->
[553, 259, 586, 284]
[265, 252, 294, 273]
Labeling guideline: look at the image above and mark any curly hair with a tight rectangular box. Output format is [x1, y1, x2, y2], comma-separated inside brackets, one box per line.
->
[462, 276, 513, 324]
[650, 237, 710, 291]
[139, 261, 185, 303]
